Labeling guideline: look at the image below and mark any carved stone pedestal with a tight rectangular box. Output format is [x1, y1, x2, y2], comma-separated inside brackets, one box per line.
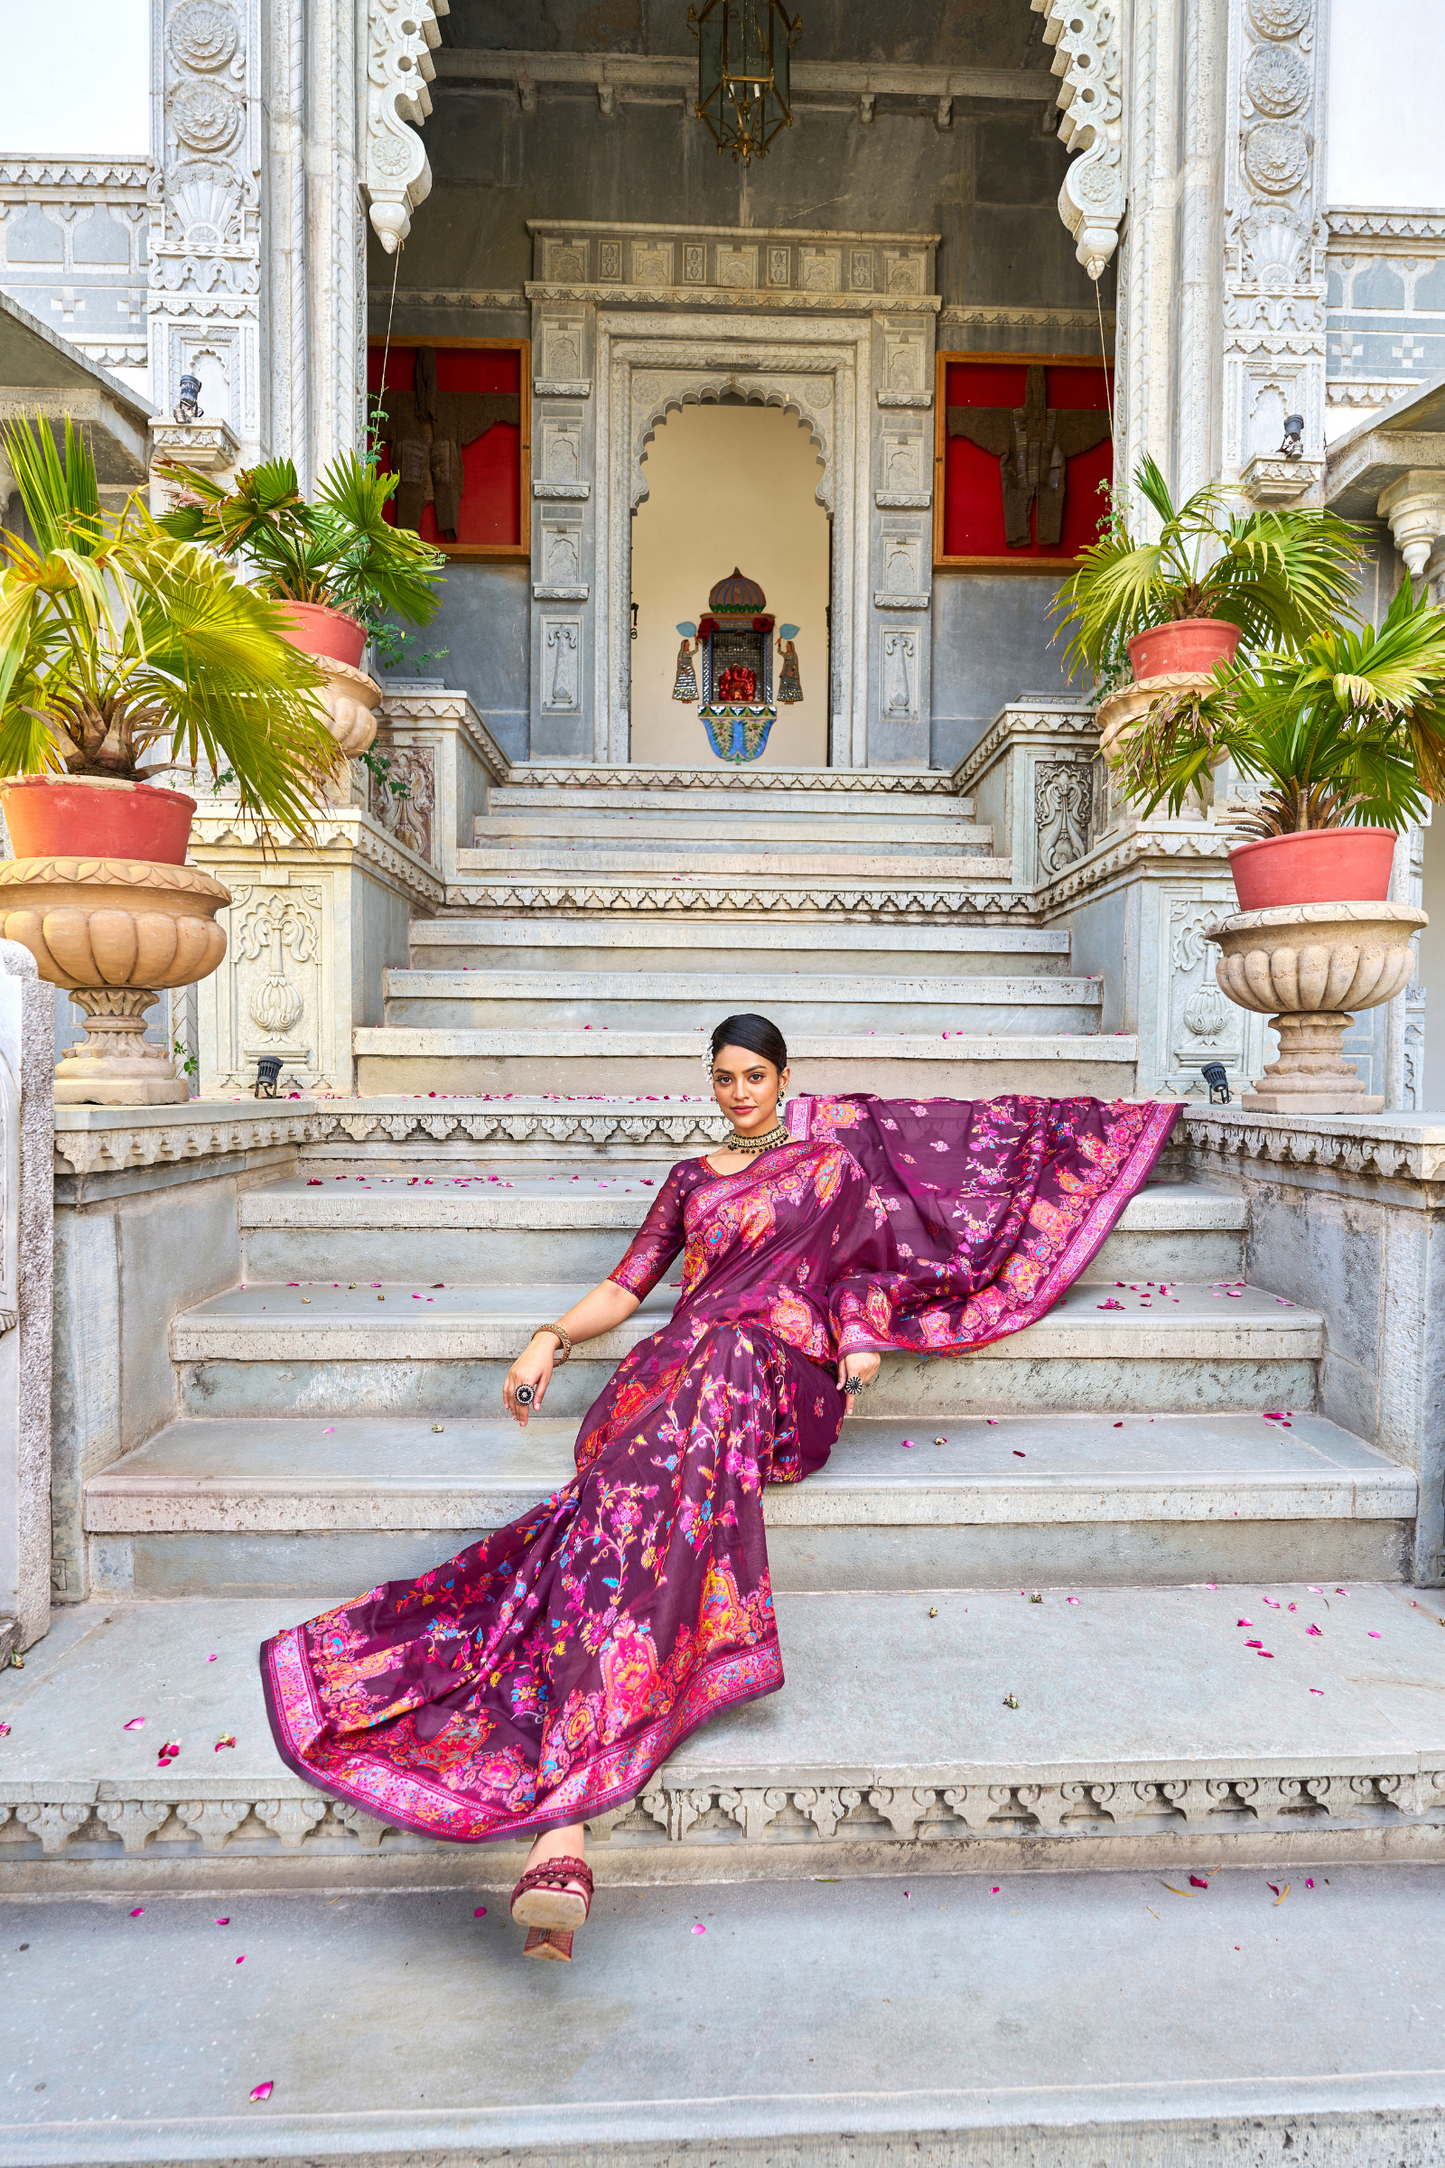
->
[1208, 901, 1427, 1115]
[0, 856, 231, 1105]
[54, 990, 191, 1106]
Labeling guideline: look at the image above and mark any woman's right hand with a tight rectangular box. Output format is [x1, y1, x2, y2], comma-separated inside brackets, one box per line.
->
[504, 1334, 556, 1427]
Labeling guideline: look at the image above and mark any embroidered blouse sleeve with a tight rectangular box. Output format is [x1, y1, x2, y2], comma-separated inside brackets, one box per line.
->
[607, 1166, 689, 1298]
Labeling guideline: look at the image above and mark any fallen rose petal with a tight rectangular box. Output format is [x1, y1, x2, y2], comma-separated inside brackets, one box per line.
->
[129, 1906, 144, 1918]
[0, 1722, 10, 1736]
[691, 1923, 706, 1935]
[1262, 1598, 1281, 1609]
[215, 1734, 236, 1751]
[1190, 1875, 1209, 1889]
[474, 1906, 487, 1917]
[123, 1717, 145, 1730]
[1306, 1624, 1322, 1636]
[216, 1918, 229, 1926]
[249, 2082, 273, 2102]
[1013, 1449, 1026, 1458]
[1310, 1687, 1325, 1695]
[1369, 1630, 1382, 1637]
[1306, 1878, 1314, 1888]
[236, 1955, 246, 1964]
[991, 1886, 1000, 1894]
[1245, 1639, 1264, 1648]
[1257, 1650, 1274, 1657]
[1237, 1618, 1253, 1627]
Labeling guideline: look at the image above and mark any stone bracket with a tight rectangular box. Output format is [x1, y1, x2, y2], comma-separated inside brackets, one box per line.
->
[1030, 0, 1125, 279]
[364, 0, 451, 253]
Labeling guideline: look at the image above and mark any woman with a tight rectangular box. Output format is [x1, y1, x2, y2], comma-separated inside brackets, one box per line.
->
[262, 1016, 1177, 1961]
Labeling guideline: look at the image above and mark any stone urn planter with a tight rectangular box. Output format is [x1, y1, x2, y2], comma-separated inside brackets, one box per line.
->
[1095, 671, 1217, 769]
[0, 854, 231, 1104]
[1206, 900, 1426, 1114]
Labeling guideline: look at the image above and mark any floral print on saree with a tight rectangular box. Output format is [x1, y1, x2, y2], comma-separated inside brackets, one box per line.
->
[262, 1092, 1178, 1844]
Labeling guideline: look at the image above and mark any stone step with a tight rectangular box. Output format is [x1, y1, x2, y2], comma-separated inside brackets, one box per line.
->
[440, 869, 1022, 920]
[454, 845, 1012, 878]
[474, 811, 992, 848]
[501, 758, 956, 799]
[408, 916, 1076, 975]
[350, 1028, 1137, 1097]
[4, 1583, 1442, 1887]
[83, 1411, 1414, 1600]
[237, 1175, 1247, 1287]
[378, 970, 1104, 1035]
[6, 1864, 1445, 2168]
[492, 779, 975, 815]
[170, 1281, 1321, 1422]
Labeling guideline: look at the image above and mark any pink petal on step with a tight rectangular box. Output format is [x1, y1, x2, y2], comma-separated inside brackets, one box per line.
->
[249, 2082, 273, 2102]
[1306, 1624, 1322, 1636]
[1190, 1875, 1209, 1888]
[1310, 1687, 1325, 1695]
[474, 1906, 487, 1917]
[1369, 1630, 1381, 1638]
[123, 1717, 145, 1730]
[129, 1907, 144, 1917]
[691, 1923, 706, 1935]
[215, 1918, 229, 1926]
[1237, 1618, 1253, 1627]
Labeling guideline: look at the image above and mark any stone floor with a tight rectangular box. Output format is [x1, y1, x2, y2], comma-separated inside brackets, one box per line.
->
[2, 1866, 1443, 2165]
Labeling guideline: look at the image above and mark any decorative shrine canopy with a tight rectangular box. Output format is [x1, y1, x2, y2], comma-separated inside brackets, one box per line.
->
[673, 566, 801, 763]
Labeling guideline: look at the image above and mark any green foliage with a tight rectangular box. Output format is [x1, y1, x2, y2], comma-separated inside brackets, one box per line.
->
[155, 450, 447, 633]
[0, 417, 338, 838]
[1053, 455, 1366, 679]
[1116, 576, 1445, 836]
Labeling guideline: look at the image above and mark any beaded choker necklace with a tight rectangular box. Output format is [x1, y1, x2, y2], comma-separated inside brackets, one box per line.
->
[725, 1120, 790, 1155]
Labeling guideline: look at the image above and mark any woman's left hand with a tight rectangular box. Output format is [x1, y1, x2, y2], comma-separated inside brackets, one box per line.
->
[837, 1351, 881, 1396]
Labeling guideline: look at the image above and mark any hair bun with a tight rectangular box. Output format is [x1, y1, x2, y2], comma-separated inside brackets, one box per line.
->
[709, 1013, 788, 1073]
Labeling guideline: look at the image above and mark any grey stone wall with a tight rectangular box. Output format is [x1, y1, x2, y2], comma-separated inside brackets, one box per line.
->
[930, 574, 1084, 772]
[384, 563, 531, 766]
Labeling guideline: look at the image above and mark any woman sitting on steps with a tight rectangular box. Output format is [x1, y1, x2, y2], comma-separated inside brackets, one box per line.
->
[261, 1013, 1176, 1960]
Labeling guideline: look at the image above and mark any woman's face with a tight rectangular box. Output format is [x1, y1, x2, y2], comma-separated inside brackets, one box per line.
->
[710, 1044, 789, 1133]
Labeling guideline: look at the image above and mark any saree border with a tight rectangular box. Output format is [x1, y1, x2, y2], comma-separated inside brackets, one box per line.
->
[260, 1624, 785, 1846]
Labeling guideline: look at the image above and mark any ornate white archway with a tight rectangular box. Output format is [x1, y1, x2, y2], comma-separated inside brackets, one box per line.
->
[594, 313, 871, 766]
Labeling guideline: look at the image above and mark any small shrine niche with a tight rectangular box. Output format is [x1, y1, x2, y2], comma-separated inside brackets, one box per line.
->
[672, 566, 801, 762]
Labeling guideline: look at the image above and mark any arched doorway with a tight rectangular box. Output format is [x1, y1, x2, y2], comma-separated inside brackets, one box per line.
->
[629, 399, 830, 768]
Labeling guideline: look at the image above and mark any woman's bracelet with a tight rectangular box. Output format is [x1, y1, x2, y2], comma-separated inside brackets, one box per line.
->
[530, 1323, 573, 1363]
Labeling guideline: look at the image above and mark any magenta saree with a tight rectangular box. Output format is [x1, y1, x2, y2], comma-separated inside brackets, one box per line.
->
[262, 1092, 1178, 1843]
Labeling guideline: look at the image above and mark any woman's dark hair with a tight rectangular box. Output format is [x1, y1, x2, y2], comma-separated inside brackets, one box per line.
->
[709, 1013, 788, 1073]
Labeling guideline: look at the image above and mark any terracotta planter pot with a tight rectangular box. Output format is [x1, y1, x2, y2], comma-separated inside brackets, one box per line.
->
[1127, 618, 1243, 683]
[277, 600, 367, 670]
[1229, 827, 1397, 910]
[0, 776, 195, 865]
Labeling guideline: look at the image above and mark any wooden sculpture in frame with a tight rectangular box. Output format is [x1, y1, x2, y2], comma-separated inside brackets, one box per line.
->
[934, 351, 1113, 571]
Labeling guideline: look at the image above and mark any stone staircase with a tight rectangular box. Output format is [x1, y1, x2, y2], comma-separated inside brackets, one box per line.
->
[352, 765, 1134, 1096]
[4, 764, 1443, 2164]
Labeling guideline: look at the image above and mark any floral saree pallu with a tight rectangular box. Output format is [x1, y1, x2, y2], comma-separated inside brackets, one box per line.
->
[262, 1092, 1179, 1843]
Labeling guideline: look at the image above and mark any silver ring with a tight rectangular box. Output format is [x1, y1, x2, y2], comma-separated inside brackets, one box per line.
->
[514, 1383, 534, 1407]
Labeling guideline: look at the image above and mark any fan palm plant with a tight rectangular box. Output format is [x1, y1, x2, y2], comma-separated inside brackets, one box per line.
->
[1114, 576, 1445, 834]
[0, 417, 337, 836]
[1053, 456, 1366, 679]
[155, 450, 446, 641]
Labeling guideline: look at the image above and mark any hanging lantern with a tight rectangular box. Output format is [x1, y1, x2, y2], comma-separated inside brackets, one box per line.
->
[688, 0, 802, 166]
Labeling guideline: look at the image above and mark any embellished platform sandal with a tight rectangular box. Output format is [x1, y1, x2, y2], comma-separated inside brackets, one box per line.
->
[510, 1855, 594, 1962]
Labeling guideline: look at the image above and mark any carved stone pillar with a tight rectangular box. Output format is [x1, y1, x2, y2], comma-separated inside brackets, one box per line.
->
[148, 0, 373, 479]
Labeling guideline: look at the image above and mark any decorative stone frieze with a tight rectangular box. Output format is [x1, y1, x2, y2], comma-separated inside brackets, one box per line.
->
[0, 157, 149, 380]
[442, 879, 1028, 921]
[371, 685, 507, 880]
[505, 766, 954, 794]
[1238, 450, 1325, 505]
[7, 1763, 1445, 1864]
[526, 221, 939, 316]
[52, 1100, 324, 1178]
